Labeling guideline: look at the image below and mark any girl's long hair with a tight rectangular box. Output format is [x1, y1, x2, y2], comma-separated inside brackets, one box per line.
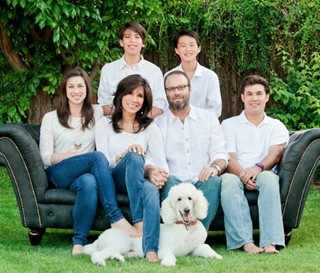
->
[57, 67, 94, 130]
[112, 74, 153, 133]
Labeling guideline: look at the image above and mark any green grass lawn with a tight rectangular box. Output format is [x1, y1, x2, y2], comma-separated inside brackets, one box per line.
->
[0, 166, 319, 273]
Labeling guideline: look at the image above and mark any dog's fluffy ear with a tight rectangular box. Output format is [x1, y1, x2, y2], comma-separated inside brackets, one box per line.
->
[194, 189, 208, 220]
[161, 189, 178, 225]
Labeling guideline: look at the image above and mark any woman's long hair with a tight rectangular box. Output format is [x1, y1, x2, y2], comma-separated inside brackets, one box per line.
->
[57, 67, 94, 130]
[112, 74, 153, 133]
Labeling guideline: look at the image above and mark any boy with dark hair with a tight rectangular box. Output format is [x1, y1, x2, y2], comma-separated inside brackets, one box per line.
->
[98, 22, 167, 118]
[165, 30, 222, 117]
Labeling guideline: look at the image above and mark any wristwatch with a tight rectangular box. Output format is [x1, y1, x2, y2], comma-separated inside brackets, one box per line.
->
[255, 162, 264, 171]
[211, 164, 222, 175]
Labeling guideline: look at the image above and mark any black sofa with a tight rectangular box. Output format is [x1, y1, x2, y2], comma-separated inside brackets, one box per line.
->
[0, 124, 319, 245]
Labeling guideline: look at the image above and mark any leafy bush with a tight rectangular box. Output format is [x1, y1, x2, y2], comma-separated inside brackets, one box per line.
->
[269, 51, 320, 130]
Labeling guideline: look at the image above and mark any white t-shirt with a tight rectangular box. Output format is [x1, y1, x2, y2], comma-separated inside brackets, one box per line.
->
[39, 104, 103, 168]
[98, 55, 167, 111]
[165, 62, 221, 117]
[95, 116, 169, 171]
[221, 111, 289, 169]
[155, 106, 229, 183]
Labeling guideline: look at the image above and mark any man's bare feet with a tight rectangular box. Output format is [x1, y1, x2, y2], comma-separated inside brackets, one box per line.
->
[146, 251, 160, 262]
[72, 244, 84, 256]
[133, 221, 143, 235]
[243, 242, 263, 254]
[111, 218, 142, 238]
[263, 244, 279, 254]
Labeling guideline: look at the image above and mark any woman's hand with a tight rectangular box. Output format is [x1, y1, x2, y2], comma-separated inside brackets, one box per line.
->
[127, 144, 146, 155]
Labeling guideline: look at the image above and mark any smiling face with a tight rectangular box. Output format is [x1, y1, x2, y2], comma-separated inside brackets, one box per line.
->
[174, 35, 201, 63]
[241, 84, 270, 118]
[66, 76, 87, 108]
[120, 28, 145, 57]
[121, 86, 144, 115]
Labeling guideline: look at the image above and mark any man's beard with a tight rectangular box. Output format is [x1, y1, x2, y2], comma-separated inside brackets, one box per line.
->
[168, 96, 189, 111]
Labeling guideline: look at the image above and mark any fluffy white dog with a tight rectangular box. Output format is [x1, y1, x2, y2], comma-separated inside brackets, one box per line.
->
[83, 183, 222, 266]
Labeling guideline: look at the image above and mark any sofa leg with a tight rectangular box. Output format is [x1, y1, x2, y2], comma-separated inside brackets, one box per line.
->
[29, 229, 46, 246]
[284, 232, 291, 246]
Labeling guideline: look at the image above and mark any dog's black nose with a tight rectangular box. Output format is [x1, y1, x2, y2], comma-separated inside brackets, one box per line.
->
[184, 208, 190, 214]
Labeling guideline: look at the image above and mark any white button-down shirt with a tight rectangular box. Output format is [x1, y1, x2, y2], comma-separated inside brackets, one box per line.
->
[221, 111, 289, 169]
[98, 55, 167, 110]
[155, 106, 228, 183]
[165, 62, 222, 117]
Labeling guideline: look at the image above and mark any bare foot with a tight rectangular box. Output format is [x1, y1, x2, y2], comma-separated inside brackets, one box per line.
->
[243, 242, 263, 254]
[263, 244, 279, 254]
[111, 218, 142, 238]
[133, 221, 143, 235]
[72, 244, 84, 256]
[146, 251, 159, 262]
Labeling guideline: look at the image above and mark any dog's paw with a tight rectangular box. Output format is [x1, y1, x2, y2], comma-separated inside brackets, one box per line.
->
[83, 244, 94, 255]
[215, 253, 223, 260]
[111, 253, 125, 263]
[91, 252, 106, 266]
[160, 257, 176, 267]
[126, 251, 144, 258]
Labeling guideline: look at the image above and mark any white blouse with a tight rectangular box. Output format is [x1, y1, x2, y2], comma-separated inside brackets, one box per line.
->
[95, 116, 169, 171]
[39, 104, 103, 168]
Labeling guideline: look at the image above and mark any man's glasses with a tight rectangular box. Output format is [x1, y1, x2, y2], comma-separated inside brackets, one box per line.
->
[165, 84, 189, 93]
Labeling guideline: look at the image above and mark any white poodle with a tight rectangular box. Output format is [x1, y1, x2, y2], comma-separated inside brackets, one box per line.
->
[83, 183, 222, 266]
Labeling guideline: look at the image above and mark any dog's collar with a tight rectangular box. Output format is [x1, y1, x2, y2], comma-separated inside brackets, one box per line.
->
[175, 220, 197, 230]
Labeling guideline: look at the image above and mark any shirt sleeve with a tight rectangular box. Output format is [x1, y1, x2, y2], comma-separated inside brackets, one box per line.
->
[270, 120, 290, 147]
[150, 68, 168, 111]
[207, 72, 222, 118]
[39, 113, 55, 167]
[145, 123, 169, 172]
[95, 117, 117, 168]
[221, 119, 236, 153]
[97, 64, 113, 106]
[209, 116, 229, 163]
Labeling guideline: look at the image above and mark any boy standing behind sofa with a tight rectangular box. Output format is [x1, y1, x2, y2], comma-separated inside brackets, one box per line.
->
[165, 30, 222, 118]
[98, 21, 167, 119]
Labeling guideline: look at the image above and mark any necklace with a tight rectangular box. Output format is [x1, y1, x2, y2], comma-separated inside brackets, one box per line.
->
[72, 118, 83, 150]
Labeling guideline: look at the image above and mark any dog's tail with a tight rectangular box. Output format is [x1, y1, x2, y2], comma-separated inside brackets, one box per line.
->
[83, 240, 98, 255]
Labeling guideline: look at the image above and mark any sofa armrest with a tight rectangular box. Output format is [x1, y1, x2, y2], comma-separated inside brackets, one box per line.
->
[277, 128, 320, 230]
[0, 124, 47, 229]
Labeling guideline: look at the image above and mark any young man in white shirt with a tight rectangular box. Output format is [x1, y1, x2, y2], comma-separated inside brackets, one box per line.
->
[165, 30, 222, 118]
[220, 75, 289, 254]
[97, 22, 167, 118]
[155, 70, 228, 230]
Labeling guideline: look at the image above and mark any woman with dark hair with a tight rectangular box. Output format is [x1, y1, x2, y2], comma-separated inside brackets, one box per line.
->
[95, 74, 169, 262]
[39, 67, 138, 256]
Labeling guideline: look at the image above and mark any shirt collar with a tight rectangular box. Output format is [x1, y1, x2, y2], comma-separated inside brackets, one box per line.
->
[120, 55, 144, 70]
[167, 105, 197, 125]
[177, 62, 202, 77]
[239, 110, 268, 126]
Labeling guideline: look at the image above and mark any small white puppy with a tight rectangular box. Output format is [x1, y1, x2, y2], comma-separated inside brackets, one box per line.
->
[84, 183, 222, 266]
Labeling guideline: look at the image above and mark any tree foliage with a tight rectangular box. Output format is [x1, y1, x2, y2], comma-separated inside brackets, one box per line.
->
[0, 0, 319, 130]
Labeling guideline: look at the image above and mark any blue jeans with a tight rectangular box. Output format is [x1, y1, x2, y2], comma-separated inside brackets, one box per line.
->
[111, 152, 160, 255]
[160, 175, 221, 230]
[220, 172, 285, 249]
[45, 151, 124, 246]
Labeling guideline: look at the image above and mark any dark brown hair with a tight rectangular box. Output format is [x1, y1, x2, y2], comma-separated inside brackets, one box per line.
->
[173, 30, 201, 48]
[240, 75, 270, 94]
[112, 74, 152, 133]
[118, 22, 147, 45]
[57, 67, 94, 130]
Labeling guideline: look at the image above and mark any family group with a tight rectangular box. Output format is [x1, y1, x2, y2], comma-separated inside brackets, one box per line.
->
[39, 21, 289, 261]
